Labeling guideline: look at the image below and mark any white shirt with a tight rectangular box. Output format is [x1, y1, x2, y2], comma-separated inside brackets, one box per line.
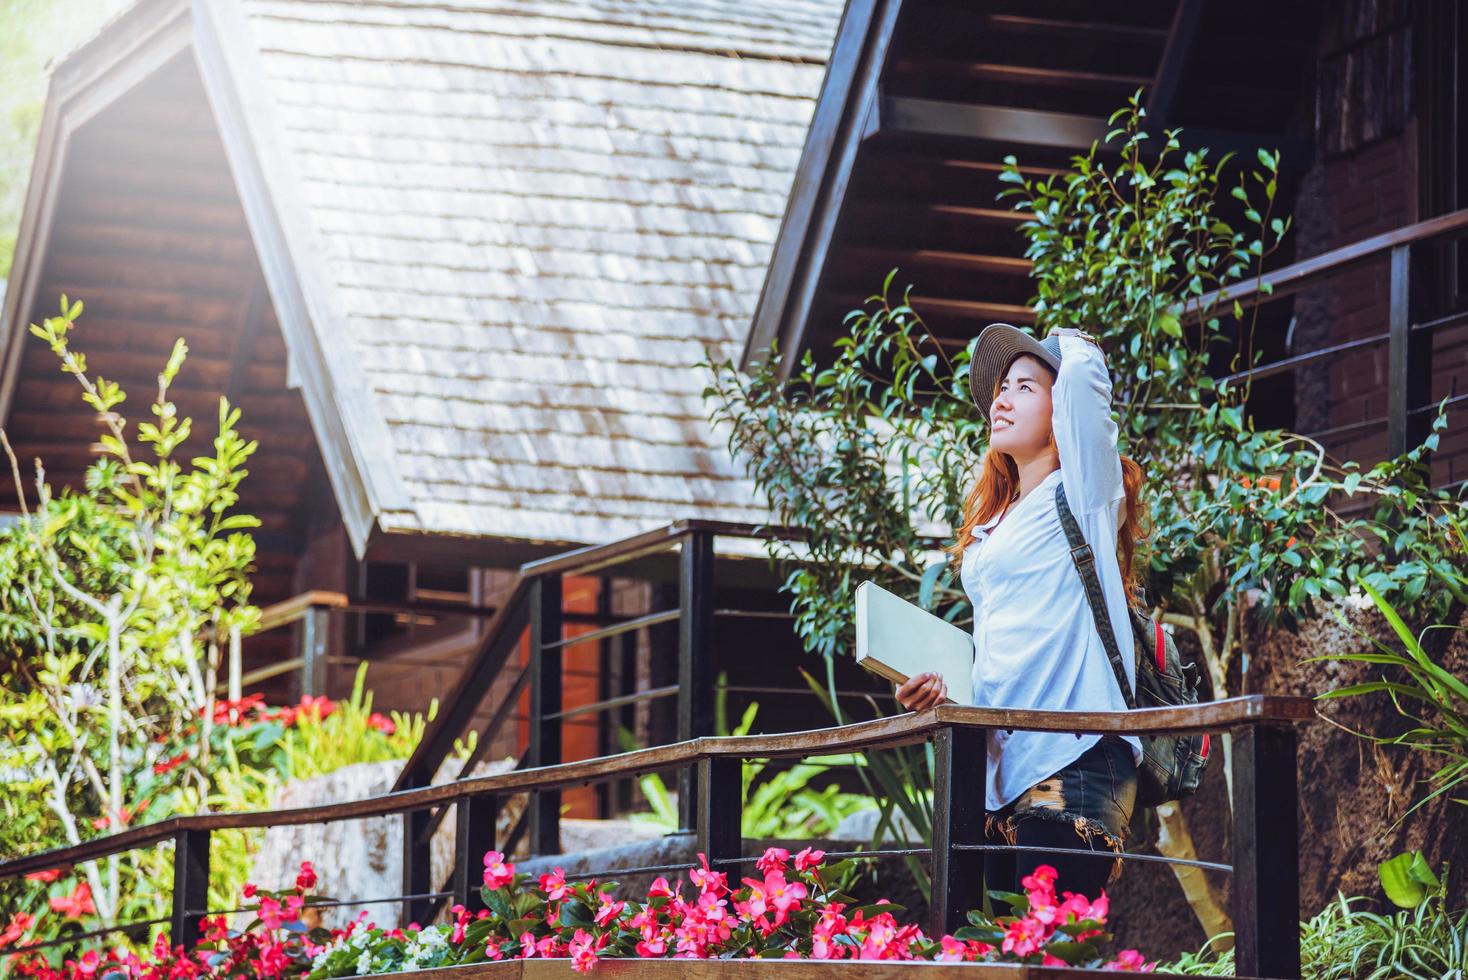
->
[959, 334, 1143, 811]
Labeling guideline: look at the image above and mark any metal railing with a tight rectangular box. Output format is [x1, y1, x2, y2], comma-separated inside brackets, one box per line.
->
[1195, 207, 1468, 495]
[391, 520, 814, 925]
[0, 695, 1313, 979]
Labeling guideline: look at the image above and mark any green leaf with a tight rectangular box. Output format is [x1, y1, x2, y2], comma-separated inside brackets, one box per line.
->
[1378, 851, 1435, 909]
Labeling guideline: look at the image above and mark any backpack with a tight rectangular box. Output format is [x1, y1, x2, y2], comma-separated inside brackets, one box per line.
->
[1054, 481, 1210, 807]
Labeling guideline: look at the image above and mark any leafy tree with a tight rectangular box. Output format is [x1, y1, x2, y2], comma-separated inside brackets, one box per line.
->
[0, 297, 261, 922]
[705, 93, 1464, 939]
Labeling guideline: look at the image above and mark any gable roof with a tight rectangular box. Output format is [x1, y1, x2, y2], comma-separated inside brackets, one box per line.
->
[2, 0, 842, 558]
[218, 0, 842, 554]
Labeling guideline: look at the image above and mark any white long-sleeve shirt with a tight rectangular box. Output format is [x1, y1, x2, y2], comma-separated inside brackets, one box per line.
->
[960, 334, 1143, 811]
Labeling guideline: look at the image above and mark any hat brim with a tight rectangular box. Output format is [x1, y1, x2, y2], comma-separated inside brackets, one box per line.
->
[967, 323, 1060, 424]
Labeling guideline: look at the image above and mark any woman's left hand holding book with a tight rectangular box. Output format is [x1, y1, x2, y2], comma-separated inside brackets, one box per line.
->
[895, 671, 949, 711]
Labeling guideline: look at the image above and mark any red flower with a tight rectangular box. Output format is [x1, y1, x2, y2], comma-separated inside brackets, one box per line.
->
[23, 869, 62, 883]
[366, 713, 396, 735]
[538, 867, 568, 901]
[0, 912, 35, 948]
[153, 751, 190, 776]
[295, 695, 336, 722]
[793, 847, 825, 872]
[49, 881, 95, 919]
[755, 847, 789, 876]
[296, 861, 318, 891]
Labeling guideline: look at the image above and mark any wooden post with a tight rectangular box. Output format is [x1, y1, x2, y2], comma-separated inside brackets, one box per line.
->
[401, 809, 432, 926]
[928, 726, 987, 938]
[677, 531, 716, 831]
[171, 829, 211, 948]
[696, 756, 742, 873]
[454, 795, 499, 913]
[1231, 723, 1301, 979]
[1387, 243, 1432, 459]
[528, 574, 563, 855]
[300, 604, 329, 698]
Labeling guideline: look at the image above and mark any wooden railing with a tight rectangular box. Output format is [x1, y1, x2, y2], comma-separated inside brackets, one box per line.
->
[0, 696, 1312, 979]
[390, 520, 805, 925]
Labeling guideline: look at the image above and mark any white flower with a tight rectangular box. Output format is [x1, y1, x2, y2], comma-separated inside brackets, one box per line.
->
[350, 932, 374, 951]
[356, 950, 373, 975]
[418, 928, 447, 949]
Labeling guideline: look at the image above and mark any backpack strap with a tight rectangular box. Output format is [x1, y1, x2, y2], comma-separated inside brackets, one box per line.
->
[1053, 481, 1137, 708]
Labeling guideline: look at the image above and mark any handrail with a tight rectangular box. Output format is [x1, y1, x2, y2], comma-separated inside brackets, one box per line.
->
[0, 695, 1313, 976]
[393, 520, 798, 794]
[1192, 206, 1468, 319]
[0, 695, 1308, 880]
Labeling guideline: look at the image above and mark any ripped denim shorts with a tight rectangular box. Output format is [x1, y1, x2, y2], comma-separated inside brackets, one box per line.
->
[985, 735, 1138, 885]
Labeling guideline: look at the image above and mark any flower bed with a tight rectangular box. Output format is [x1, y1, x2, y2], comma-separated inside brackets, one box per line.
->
[4, 849, 1154, 977]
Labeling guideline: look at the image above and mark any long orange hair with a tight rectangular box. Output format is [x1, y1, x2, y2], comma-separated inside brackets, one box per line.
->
[946, 361, 1152, 610]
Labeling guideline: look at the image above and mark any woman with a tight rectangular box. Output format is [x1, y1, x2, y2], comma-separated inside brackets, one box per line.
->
[895, 323, 1151, 903]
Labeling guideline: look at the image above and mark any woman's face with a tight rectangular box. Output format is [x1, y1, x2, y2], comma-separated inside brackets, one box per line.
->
[989, 353, 1055, 460]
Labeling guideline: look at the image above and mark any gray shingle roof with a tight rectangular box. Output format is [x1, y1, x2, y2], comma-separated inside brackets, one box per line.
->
[234, 0, 841, 545]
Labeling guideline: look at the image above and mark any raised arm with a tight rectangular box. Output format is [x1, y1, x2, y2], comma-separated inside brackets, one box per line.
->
[1050, 333, 1124, 515]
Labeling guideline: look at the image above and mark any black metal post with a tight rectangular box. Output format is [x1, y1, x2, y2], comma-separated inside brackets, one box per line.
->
[696, 756, 742, 871]
[1388, 243, 1432, 459]
[677, 532, 716, 831]
[171, 828, 211, 948]
[928, 726, 987, 938]
[300, 604, 329, 698]
[454, 794, 499, 913]
[401, 808, 432, 926]
[1231, 723, 1301, 979]
[528, 574, 563, 855]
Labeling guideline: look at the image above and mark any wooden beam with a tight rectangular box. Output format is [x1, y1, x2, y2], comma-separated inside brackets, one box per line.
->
[1145, 0, 1205, 128]
[872, 94, 1312, 165]
[742, 0, 907, 376]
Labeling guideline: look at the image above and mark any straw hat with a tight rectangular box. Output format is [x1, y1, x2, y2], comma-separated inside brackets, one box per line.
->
[968, 323, 1072, 425]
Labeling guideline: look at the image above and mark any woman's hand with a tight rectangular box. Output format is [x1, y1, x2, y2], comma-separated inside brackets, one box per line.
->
[895, 672, 948, 711]
[1049, 327, 1105, 362]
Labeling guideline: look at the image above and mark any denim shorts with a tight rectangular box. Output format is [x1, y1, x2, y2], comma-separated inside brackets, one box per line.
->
[984, 735, 1139, 884]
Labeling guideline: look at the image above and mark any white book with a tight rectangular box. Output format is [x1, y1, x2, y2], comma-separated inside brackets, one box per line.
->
[854, 580, 974, 706]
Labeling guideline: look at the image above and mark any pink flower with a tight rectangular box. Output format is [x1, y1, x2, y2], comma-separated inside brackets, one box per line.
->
[569, 929, 603, 973]
[74, 950, 100, 977]
[646, 876, 674, 899]
[242, 883, 258, 899]
[936, 935, 968, 961]
[689, 852, 727, 896]
[367, 712, 396, 734]
[483, 850, 515, 890]
[539, 867, 568, 901]
[23, 869, 62, 884]
[755, 847, 789, 876]
[762, 870, 807, 925]
[793, 847, 825, 872]
[594, 897, 626, 927]
[1104, 949, 1155, 972]
[1000, 915, 1049, 958]
[1021, 864, 1058, 899]
[257, 896, 285, 930]
[636, 935, 668, 956]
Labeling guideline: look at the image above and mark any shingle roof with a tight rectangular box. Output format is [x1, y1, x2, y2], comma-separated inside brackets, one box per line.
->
[231, 0, 842, 546]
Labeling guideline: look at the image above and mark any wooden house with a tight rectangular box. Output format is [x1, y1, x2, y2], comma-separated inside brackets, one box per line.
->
[0, 0, 870, 818]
